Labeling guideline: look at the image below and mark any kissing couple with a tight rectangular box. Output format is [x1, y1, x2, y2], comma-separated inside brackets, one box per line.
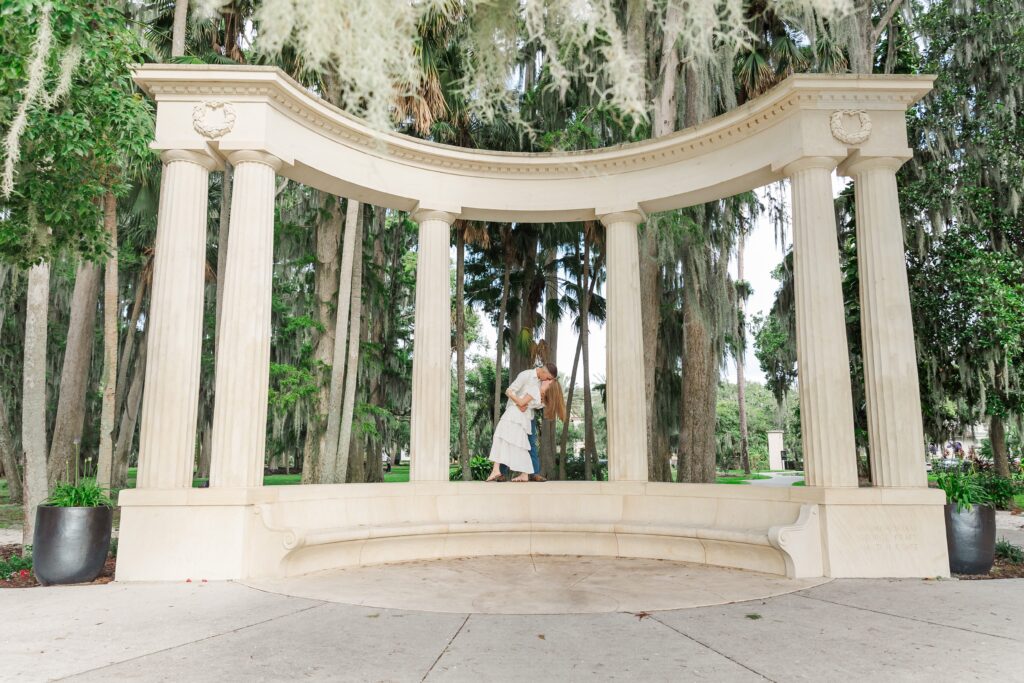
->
[487, 363, 567, 482]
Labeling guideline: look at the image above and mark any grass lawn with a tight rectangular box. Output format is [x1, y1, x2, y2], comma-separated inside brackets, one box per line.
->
[1015, 492, 1024, 510]
[1, 479, 21, 528]
[714, 470, 772, 485]
[123, 464, 414, 488]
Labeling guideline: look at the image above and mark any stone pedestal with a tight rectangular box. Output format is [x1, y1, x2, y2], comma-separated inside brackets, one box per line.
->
[843, 156, 927, 487]
[137, 150, 217, 489]
[600, 211, 649, 482]
[209, 151, 283, 488]
[767, 430, 785, 471]
[409, 209, 456, 481]
[785, 158, 858, 488]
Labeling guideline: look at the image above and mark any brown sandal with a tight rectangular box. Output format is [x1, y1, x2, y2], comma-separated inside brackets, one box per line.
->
[486, 474, 506, 482]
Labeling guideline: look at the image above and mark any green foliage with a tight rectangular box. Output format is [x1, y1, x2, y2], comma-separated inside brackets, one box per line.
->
[977, 473, 1023, 511]
[46, 478, 113, 508]
[0, 548, 33, 581]
[0, 2, 154, 265]
[449, 456, 493, 481]
[995, 539, 1024, 564]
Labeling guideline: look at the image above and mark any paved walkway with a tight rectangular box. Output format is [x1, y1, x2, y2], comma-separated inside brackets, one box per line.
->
[2, 560, 1023, 681]
[747, 472, 804, 487]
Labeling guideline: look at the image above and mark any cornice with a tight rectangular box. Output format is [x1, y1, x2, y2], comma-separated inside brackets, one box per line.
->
[134, 65, 934, 182]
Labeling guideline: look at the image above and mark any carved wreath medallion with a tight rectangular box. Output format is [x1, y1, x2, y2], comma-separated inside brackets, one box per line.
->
[192, 100, 236, 139]
[829, 110, 872, 145]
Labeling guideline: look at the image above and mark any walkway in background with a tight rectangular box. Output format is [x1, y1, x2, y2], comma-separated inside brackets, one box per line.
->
[2, 562, 1022, 681]
[747, 471, 805, 487]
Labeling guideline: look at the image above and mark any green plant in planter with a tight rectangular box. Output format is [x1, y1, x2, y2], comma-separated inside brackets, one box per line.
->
[46, 479, 113, 508]
[934, 470, 988, 512]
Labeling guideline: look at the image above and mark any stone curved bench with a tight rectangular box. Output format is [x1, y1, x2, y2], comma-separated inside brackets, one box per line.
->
[252, 485, 823, 580]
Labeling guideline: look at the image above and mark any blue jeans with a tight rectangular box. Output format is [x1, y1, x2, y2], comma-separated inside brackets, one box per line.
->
[501, 420, 540, 476]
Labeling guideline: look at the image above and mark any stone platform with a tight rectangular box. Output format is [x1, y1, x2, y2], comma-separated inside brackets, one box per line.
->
[244, 555, 828, 614]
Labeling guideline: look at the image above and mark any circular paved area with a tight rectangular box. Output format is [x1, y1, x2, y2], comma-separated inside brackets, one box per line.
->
[244, 555, 828, 614]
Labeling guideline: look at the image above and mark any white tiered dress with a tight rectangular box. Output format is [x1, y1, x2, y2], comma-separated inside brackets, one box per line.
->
[488, 371, 542, 474]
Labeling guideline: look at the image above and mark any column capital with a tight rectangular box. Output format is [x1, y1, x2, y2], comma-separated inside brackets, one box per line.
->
[225, 150, 283, 172]
[781, 156, 840, 176]
[411, 205, 460, 225]
[838, 149, 912, 177]
[160, 149, 220, 172]
[597, 208, 646, 226]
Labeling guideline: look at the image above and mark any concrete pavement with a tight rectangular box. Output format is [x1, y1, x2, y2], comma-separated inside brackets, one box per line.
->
[2, 562, 1023, 682]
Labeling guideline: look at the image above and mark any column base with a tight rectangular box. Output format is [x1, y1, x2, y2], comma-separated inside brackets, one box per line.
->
[791, 486, 950, 577]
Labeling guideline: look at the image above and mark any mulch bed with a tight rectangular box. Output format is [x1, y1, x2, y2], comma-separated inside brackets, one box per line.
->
[953, 557, 1024, 580]
[0, 543, 116, 588]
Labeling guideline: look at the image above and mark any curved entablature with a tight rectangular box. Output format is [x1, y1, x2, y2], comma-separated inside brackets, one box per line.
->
[135, 64, 933, 222]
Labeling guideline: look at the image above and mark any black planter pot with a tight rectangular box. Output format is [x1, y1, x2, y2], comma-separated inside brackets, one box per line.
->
[33, 505, 113, 586]
[944, 503, 996, 575]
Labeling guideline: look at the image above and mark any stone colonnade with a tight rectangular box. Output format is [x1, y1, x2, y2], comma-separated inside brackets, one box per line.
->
[136, 150, 924, 491]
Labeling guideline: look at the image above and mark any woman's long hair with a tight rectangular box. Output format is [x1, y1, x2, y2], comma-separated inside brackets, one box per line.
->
[544, 380, 568, 422]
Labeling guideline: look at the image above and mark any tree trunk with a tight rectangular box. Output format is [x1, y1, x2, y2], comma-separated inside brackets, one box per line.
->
[540, 247, 559, 478]
[316, 199, 359, 484]
[510, 232, 539, 378]
[337, 205, 364, 483]
[302, 193, 343, 483]
[113, 331, 147, 490]
[737, 231, 750, 475]
[455, 225, 471, 480]
[560, 333, 583, 480]
[114, 271, 147, 419]
[493, 256, 511, 427]
[197, 418, 212, 480]
[364, 210, 387, 484]
[639, 3, 679, 481]
[559, 250, 602, 480]
[47, 261, 101, 487]
[990, 414, 1009, 478]
[0, 393, 23, 504]
[679, 283, 718, 483]
[581, 235, 596, 480]
[848, 1, 875, 76]
[171, 0, 188, 58]
[214, 163, 233, 354]
[22, 262, 49, 548]
[97, 191, 118, 489]
[639, 225, 662, 482]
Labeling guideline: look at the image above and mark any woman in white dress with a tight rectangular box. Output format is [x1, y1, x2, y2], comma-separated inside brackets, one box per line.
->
[487, 364, 566, 482]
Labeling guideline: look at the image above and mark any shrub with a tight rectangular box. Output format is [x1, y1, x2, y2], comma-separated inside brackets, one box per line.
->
[976, 474, 1020, 511]
[449, 456, 495, 481]
[0, 549, 33, 581]
[995, 539, 1024, 564]
[46, 479, 113, 508]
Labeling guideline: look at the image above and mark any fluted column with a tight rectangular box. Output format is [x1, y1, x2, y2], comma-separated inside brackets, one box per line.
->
[210, 151, 282, 488]
[137, 150, 217, 489]
[786, 157, 858, 487]
[845, 156, 926, 487]
[599, 210, 650, 482]
[409, 208, 456, 481]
